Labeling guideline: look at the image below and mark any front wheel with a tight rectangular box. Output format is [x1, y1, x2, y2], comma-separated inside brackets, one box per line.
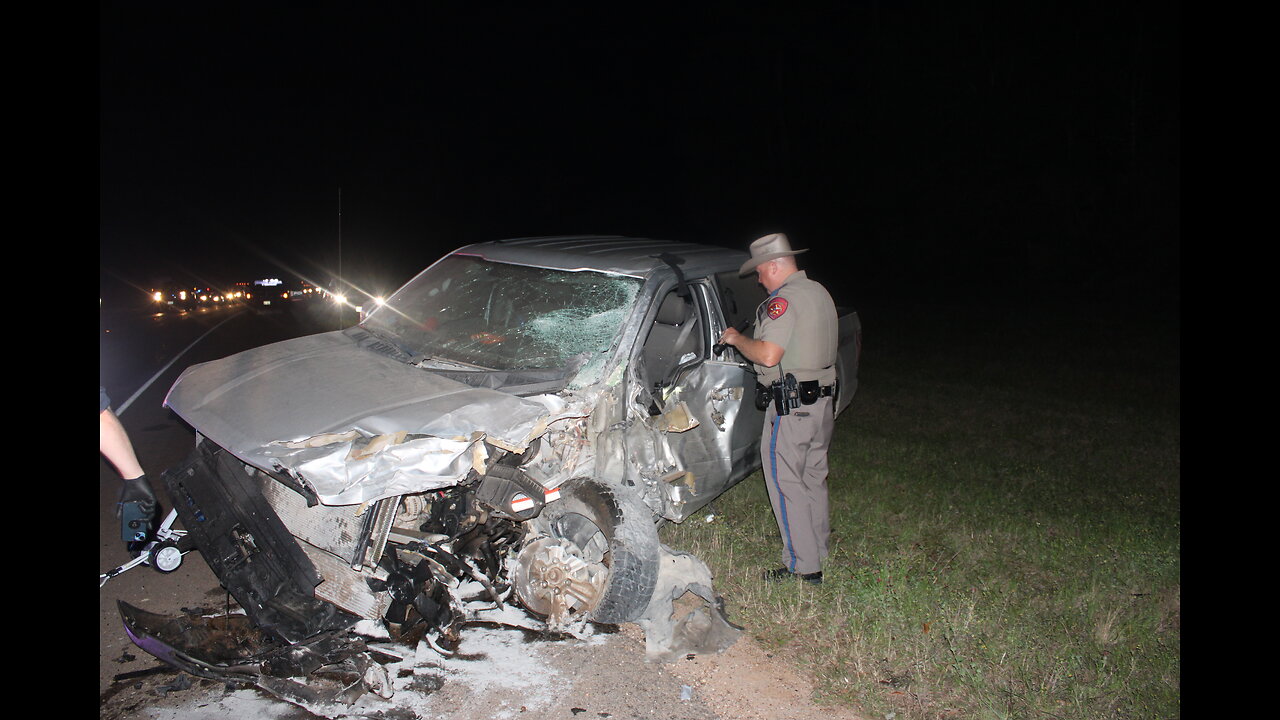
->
[511, 478, 659, 626]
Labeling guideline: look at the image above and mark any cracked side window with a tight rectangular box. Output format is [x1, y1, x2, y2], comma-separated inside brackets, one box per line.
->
[363, 256, 642, 373]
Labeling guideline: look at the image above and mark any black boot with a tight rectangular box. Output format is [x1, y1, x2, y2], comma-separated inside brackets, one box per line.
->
[762, 567, 823, 585]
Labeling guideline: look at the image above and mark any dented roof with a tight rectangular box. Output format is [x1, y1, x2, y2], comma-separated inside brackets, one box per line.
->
[458, 235, 748, 278]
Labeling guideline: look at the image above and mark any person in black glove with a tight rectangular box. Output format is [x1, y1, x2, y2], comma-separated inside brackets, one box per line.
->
[100, 387, 158, 544]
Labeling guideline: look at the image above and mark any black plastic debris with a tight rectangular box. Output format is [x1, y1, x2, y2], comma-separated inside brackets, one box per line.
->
[118, 601, 393, 705]
[155, 673, 192, 697]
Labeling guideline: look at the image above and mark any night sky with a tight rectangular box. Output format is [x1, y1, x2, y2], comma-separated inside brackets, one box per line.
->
[99, 2, 1179, 313]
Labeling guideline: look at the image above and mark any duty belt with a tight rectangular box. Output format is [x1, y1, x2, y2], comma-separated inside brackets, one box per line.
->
[797, 379, 836, 400]
[755, 378, 837, 413]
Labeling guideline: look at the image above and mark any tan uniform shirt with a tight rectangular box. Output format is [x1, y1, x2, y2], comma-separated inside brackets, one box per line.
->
[752, 270, 838, 385]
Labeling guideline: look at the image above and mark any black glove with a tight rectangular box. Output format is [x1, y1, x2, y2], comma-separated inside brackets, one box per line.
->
[119, 475, 158, 544]
[118, 475, 157, 517]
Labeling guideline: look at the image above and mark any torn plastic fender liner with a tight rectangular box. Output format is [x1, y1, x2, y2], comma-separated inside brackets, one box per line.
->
[160, 441, 359, 643]
[474, 464, 548, 520]
[635, 544, 742, 663]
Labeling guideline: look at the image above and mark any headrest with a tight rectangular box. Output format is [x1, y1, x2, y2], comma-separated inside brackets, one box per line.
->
[655, 293, 690, 325]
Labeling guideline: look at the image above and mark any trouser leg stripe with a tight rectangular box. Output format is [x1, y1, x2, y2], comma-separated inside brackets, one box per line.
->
[769, 415, 798, 572]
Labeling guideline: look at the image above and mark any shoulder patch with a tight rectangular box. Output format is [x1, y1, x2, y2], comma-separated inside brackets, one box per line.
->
[766, 297, 789, 320]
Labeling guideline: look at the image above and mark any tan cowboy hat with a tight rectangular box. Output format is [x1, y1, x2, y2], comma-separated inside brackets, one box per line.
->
[739, 232, 808, 275]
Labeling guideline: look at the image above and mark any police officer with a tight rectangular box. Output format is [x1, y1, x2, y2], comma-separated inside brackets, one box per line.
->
[718, 233, 838, 585]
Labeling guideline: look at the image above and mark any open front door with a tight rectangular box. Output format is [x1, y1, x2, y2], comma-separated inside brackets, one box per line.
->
[631, 278, 765, 521]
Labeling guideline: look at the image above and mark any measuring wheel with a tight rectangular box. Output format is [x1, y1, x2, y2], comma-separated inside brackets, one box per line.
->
[148, 540, 184, 573]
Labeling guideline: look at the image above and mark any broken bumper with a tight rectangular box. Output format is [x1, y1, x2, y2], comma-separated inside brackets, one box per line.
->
[160, 441, 359, 642]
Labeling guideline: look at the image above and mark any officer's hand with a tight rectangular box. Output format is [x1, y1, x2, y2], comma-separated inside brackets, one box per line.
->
[718, 327, 743, 347]
[118, 475, 157, 517]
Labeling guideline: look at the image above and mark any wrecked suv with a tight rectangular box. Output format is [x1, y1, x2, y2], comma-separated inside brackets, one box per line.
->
[126, 235, 860, 690]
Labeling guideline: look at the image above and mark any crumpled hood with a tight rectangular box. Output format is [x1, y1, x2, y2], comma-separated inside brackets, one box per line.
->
[164, 330, 582, 505]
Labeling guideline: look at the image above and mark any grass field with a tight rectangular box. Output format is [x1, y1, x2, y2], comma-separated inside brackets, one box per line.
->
[661, 299, 1180, 720]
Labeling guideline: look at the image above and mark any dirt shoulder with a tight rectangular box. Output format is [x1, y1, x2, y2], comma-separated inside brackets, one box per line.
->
[102, 620, 867, 719]
[651, 624, 868, 720]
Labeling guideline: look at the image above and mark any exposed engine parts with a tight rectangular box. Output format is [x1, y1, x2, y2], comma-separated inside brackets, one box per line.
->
[374, 472, 530, 647]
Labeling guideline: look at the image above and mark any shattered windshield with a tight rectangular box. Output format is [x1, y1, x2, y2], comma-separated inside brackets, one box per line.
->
[361, 255, 642, 373]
